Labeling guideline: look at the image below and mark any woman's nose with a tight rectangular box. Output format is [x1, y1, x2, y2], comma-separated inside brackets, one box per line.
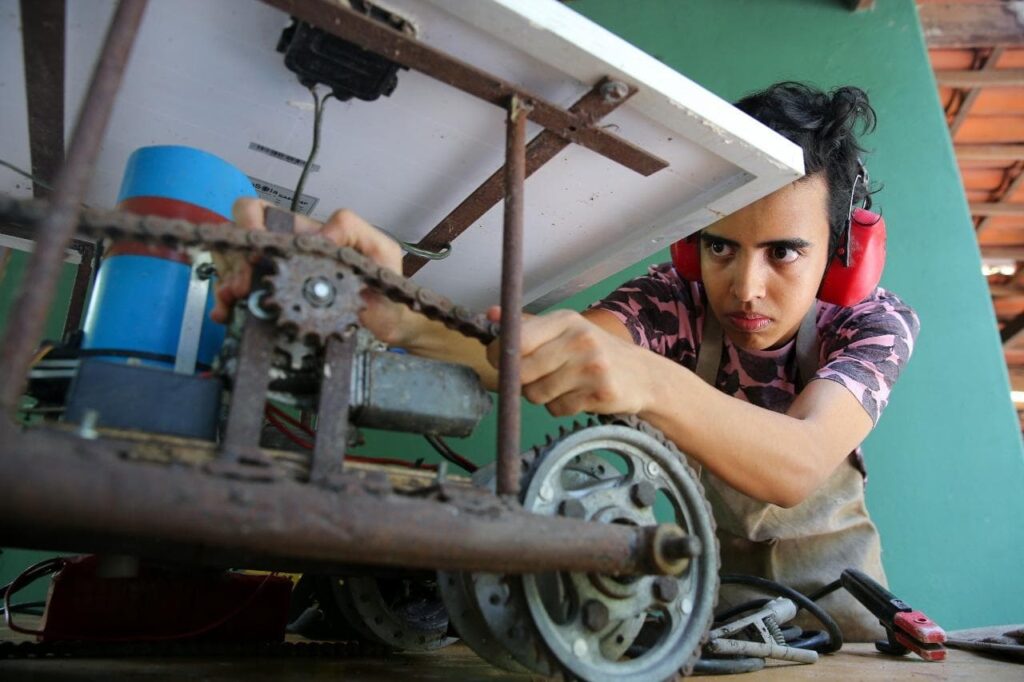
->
[730, 255, 767, 302]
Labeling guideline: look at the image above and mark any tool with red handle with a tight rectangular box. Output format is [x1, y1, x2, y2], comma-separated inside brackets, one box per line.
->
[841, 568, 947, 661]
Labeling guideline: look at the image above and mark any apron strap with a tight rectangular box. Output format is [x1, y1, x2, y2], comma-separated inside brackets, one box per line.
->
[694, 305, 820, 389]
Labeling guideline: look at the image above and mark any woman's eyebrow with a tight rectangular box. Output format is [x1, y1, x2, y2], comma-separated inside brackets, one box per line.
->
[700, 233, 813, 250]
[758, 238, 813, 249]
[700, 232, 738, 247]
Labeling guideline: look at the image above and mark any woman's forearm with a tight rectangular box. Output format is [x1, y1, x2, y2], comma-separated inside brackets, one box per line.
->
[637, 355, 834, 507]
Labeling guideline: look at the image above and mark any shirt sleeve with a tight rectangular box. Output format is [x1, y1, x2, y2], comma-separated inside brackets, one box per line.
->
[815, 288, 920, 425]
[587, 264, 700, 365]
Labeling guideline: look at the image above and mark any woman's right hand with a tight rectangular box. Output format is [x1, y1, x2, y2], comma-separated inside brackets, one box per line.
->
[211, 198, 424, 347]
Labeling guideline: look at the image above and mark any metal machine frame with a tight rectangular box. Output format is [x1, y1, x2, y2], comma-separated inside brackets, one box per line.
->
[0, 2, 717, 676]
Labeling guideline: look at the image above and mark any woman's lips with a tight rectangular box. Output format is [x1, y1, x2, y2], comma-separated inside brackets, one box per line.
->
[726, 313, 772, 332]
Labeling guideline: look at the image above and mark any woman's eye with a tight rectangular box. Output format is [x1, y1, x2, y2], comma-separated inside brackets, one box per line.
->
[769, 246, 800, 263]
[706, 240, 734, 257]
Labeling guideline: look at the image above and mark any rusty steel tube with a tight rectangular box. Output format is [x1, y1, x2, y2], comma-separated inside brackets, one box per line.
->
[0, 428, 660, 576]
[0, 0, 147, 413]
[496, 96, 530, 497]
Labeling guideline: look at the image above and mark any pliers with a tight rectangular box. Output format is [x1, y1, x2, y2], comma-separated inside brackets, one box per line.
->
[841, 568, 947, 661]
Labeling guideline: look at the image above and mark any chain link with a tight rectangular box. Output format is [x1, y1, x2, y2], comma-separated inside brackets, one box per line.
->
[0, 197, 500, 344]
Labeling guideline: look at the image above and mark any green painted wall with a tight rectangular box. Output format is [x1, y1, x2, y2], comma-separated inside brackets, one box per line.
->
[373, 0, 1024, 631]
[0, 251, 77, 601]
[3, 0, 1021, 634]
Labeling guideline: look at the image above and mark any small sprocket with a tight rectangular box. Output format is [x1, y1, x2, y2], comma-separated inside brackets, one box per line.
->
[261, 254, 364, 343]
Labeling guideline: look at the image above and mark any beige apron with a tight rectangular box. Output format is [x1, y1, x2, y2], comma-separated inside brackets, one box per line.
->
[695, 308, 886, 642]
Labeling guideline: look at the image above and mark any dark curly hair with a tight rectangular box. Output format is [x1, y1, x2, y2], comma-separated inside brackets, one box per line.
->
[735, 82, 878, 258]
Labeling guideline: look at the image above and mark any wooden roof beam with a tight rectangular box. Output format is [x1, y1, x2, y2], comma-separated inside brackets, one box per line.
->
[935, 69, 1024, 88]
[971, 202, 1024, 217]
[921, 2, 1024, 49]
[956, 145, 1024, 163]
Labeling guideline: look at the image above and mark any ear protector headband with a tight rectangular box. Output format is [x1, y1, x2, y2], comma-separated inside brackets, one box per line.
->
[669, 173, 887, 307]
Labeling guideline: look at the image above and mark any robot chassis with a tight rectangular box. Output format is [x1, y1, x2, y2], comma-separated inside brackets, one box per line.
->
[0, 1, 719, 679]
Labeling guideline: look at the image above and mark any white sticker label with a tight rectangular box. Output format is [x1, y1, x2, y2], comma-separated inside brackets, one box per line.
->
[248, 142, 320, 172]
[248, 176, 319, 216]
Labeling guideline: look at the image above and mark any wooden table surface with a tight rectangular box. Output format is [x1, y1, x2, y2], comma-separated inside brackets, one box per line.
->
[1, 637, 1020, 681]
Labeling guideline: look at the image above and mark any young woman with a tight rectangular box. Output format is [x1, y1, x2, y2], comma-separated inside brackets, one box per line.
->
[215, 82, 919, 641]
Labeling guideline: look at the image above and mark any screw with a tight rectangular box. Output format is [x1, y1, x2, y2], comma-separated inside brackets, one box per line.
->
[78, 409, 99, 440]
[302, 276, 336, 307]
[195, 262, 217, 280]
[581, 600, 609, 632]
[573, 638, 589, 657]
[662, 535, 703, 561]
[645, 461, 661, 478]
[601, 80, 630, 103]
[630, 481, 656, 508]
[652, 576, 679, 603]
[558, 498, 587, 518]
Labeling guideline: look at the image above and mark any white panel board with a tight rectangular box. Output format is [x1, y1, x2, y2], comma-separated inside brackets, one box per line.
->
[0, 0, 803, 312]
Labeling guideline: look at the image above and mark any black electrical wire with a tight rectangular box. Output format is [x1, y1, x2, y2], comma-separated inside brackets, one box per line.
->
[423, 434, 478, 474]
[292, 89, 449, 261]
[0, 158, 54, 192]
[0, 600, 46, 617]
[291, 87, 333, 213]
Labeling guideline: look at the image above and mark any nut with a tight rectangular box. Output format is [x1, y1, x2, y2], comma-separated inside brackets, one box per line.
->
[600, 80, 630, 103]
[652, 576, 679, 603]
[581, 600, 609, 632]
[558, 498, 587, 518]
[630, 481, 656, 508]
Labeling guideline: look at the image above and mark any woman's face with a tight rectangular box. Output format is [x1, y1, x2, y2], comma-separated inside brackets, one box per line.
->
[700, 175, 831, 351]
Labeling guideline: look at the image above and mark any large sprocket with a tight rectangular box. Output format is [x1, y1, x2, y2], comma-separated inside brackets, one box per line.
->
[439, 417, 719, 680]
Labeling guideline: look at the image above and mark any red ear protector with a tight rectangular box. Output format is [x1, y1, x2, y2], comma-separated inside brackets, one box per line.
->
[670, 175, 886, 307]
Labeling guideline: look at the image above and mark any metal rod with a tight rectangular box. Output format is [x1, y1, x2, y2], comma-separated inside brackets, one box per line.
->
[403, 78, 636, 277]
[259, 0, 665, 176]
[0, 427, 666, 576]
[220, 316, 277, 462]
[496, 96, 530, 498]
[62, 240, 96, 339]
[0, 0, 147, 414]
[20, 0, 66, 199]
[310, 334, 357, 484]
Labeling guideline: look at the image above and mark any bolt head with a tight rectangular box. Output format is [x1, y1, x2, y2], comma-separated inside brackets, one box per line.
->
[630, 481, 657, 508]
[601, 80, 629, 103]
[558, 498, 587, 518]
[645, 461, 661, 478]
[653, 576, 679, 603]
[581, 600, 609, 632]
[302, 276, 336, 307]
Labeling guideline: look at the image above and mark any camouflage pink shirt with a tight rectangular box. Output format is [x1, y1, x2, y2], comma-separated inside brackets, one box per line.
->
[591, 264, 920, 474]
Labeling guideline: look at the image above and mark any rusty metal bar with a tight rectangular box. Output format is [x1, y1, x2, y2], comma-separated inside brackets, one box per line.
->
[62, 239, 96, 338]
[20, 0, 66, 199]
[0, 426, 667, 576]
[219, 316, 277, 463]
[259, 0, 666, 177]
[0, 0, 147, 414]
[404, 78, 636, 277]
[496, 96, 529, 498]
[310, 334, 357, 484]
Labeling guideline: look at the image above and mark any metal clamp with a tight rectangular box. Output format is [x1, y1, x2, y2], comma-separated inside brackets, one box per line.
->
[705, 597, 819, 665]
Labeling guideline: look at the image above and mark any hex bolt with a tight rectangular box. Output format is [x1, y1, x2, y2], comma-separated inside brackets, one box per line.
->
[303, 276, 336, 307]
[652, 576, 679, 603]
[662, 535, 703, 561]
[630, 481, 657, 508]
[558, 498, 587, 518]
[581, 600, 610, 632]
[601, 80, 630, 103]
